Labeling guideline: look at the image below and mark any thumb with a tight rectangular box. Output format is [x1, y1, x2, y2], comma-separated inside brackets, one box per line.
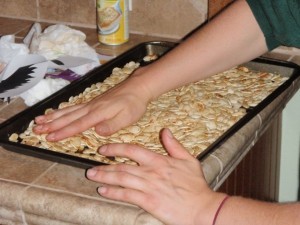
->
[94, 120, 115, 136]
[94, 109, 134, 136]
[160, 128, 194, 160]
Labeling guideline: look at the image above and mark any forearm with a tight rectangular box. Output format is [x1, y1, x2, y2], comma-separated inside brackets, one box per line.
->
[133, 0, 268, 101]
[210, 196, 300, 225]
[32, 0, 270, 139]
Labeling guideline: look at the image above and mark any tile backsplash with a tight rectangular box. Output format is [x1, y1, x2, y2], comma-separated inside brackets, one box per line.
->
[1, 0, 298, 61]
[209, 0, 233, 18]
[130, 0, 208, 39]
[0, 0, 208, 39]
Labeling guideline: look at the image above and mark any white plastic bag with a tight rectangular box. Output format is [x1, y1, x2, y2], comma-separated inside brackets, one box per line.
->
[24, 23, 100, 75]
[0, 35, 29, 73]
[20, 78, 70, 106]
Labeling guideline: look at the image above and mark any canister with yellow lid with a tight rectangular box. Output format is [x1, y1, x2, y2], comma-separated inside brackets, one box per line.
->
[97, 0, 129, 45]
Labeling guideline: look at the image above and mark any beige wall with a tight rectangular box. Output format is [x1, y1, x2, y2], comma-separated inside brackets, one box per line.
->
[0, 0, 207, 39]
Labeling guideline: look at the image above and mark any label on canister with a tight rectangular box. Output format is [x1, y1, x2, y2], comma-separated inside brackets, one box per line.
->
[97, 0, 129, 45]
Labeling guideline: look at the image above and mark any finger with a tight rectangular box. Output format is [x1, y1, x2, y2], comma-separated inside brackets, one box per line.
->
[98, 144, 160, 166]
[88, 163, 142, 177]
[41, 102, 133, 140]
[33, 106, 88, 135]
[35, 104, 84, 124]
[94, 99, 146, 136]
[97, 185, 149, 209]
[86, 167, 147, 191]
[94, 111, 138, 136]
[94, 113, 125, 136]
[44, 109, 109, 141]
[160, 128, 194, 160]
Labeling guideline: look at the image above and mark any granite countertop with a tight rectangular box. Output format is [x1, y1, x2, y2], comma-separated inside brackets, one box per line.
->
[0, 17, 299, 225]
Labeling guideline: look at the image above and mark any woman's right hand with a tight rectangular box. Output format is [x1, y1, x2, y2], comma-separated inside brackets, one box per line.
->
[33, 70, 153, 141]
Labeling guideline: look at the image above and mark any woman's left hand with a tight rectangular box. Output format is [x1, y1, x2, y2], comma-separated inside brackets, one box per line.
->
[86, 128, 225, 225]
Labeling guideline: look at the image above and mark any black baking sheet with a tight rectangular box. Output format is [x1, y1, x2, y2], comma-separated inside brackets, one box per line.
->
[0, 41, 299, 169]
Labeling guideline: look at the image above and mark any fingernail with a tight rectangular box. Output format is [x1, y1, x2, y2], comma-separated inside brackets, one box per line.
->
[34, 125, 49, 133]
[46, 133, 56, 141]
[87, 169, 97, 177]
[98, 186, 107, 194]
[99, 145, 108, 154]
[165, 128, 174, 139]
[34, 125, 43, 131]
[96, 124, 111, 136]
[35, 115, 45, 123]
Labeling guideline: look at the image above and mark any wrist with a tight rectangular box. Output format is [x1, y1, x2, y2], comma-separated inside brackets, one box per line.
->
[193, 192, 228, 225]
[212, 195, 230, 225]
[130, 66, 160, 102]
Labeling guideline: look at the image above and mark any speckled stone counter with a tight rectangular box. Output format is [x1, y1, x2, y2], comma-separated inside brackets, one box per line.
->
[0, 17, 299, 225]
[203, 75, 300, 189]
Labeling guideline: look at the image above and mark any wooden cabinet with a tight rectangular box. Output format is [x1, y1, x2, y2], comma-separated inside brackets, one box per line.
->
[218, 115, 282, 202]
